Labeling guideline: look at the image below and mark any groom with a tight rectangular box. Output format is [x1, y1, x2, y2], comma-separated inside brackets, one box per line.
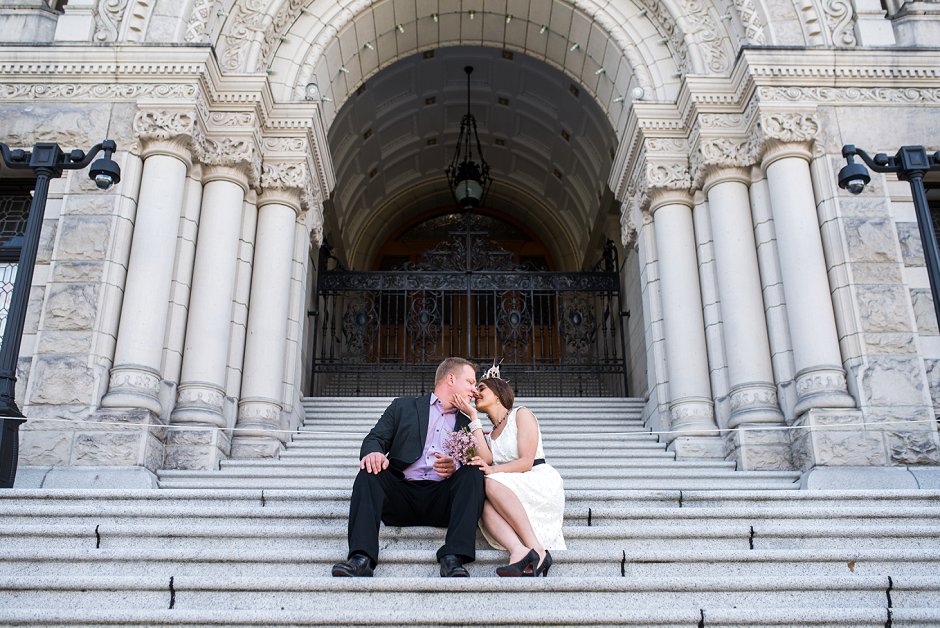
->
[331, 357, 486, 577]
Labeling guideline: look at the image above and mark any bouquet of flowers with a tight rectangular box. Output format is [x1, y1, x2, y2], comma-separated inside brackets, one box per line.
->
[442, 426, 477, 465]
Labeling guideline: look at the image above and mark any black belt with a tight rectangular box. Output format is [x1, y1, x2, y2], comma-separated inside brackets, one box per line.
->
[533, 459, 546, 466]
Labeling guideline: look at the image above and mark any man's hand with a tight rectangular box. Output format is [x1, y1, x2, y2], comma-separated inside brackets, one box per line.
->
[360, 452, 389, 475]
[433, 453, 456, 478]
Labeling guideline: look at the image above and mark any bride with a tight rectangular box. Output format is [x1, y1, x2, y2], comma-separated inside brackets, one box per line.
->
[453, 365, 566, 577]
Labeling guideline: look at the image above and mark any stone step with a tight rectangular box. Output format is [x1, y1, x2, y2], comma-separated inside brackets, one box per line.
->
[164, 466, 797, 480]
[247, 457, 735, 470]
[278, 447, 679, 459]
[4, 500, 938, 528]
[8, 488, 940, 509]
[0, 574, 934, 611]
[2, 606, 935, 627]
[281, 441, 670, 453]
[3, 546, 939, 578]
[156, 478, 801, 490]
[9, 521, 940, 552]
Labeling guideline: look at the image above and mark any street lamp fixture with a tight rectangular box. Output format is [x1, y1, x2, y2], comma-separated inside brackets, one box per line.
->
[0, 139, 121, 488]
[446, 65, 492, 210]
[838, 144, 940, 329]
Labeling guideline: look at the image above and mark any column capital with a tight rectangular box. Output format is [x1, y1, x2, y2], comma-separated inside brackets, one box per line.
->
[649, 188, 694, 214]
[756, 110, 819, 168]
[133, 108, 198, 165]
[260, 159, 319, 213]
[194, 132, 261, 190]
[702, 166, 752, 194]
[200, 164, 251, 192]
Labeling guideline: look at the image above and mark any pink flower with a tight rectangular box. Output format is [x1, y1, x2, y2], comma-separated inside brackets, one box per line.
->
[442, 427, 477, 465]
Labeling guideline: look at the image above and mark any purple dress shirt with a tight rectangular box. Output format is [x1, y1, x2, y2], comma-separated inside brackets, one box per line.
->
[402, 393, 456, 481]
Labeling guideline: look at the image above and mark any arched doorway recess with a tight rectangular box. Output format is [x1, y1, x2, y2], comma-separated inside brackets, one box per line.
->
[309, 46, 629, 396]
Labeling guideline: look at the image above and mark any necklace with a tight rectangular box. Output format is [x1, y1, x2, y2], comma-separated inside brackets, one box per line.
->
[491, 410, 510, 432]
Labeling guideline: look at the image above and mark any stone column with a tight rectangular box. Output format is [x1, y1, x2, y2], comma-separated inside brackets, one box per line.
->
[704, 169, 790, 469]
[651, 190, 722, 457]
[762, 144, 856, 416]
[231, 188, 301, 458]
[101, 133, 191, 415]
[165, 166, 249, 469]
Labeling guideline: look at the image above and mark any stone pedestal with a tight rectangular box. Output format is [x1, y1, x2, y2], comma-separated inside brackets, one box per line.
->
[668, 436, 725, 459]
[790, 408, 885, 472]
[164, 426, 231, 470]
[74, 407, 167, 474]
[724, 425, 794, 470]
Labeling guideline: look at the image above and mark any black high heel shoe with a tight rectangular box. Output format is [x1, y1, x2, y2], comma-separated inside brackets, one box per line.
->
[495, 549, 538, 577]
[534, 549, 552, 577]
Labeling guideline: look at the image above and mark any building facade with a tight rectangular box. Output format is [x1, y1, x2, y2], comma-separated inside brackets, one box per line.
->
[1, 0, 939, 488]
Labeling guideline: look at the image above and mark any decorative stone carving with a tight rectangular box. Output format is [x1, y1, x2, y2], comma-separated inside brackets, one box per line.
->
[133, 109, 197, 142]
[0, 83, 198, 101]
[640, 0, 692, 73]
[758, 87, 940, 103]
[122, 0, 156, 42]
[731, 0, 768, 43]
[729, 383, 782, 417]
[822, 0, 858, 46]
[759, 112, 819, 144]
[184, 0, 218, 43]
[93, 0, 129, 42]
[218, 0, 267, 72]
[194, 134, 260, 186]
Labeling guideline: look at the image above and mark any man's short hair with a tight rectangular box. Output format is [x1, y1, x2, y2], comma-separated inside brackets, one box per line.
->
[435, 357, 476, 386]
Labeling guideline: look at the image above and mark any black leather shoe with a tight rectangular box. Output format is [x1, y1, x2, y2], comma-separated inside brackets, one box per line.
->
[331, 553, 374, 577]
[439, 554, 469, 577]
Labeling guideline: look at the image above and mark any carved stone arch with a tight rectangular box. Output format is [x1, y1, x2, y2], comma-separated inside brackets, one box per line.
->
[203, 0, 756, 119]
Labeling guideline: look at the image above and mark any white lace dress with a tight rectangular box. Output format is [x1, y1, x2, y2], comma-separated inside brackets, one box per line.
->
[480, 406, 566, 550]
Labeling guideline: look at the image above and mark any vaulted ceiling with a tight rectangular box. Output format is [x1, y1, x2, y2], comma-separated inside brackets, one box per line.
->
[327, 45, 619, 270]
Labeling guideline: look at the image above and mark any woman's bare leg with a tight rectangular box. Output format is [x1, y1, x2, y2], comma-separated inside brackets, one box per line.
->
[484, 478, 546, 561]
[480, 501, 529, 562]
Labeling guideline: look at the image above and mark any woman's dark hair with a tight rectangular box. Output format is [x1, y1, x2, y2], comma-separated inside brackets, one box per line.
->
[480, 377, 514, 410]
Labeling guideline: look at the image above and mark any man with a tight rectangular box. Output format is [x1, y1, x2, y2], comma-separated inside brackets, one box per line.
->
[331, 357, 486, 577]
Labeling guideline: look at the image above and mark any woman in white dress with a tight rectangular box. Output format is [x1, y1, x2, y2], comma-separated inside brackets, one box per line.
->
[453, 368, 565, 577]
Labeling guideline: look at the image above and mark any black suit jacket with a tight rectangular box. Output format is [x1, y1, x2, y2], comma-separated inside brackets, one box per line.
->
[360, 393, 471, 473]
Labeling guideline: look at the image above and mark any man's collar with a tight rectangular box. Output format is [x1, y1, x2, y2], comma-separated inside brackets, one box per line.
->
[430, 392, 455, 413]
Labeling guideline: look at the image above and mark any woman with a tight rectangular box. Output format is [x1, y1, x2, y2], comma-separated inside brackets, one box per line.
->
[453, 367, 565, 577]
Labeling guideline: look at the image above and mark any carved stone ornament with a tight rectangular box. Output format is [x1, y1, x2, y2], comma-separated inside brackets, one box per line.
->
[647, 161, 693, 191]
[184, 0, 219, 43]
[823, 0, 858, 46]
[0, 83, 198, 101]
[758, 86, 940, 104]
[758, 112, 820, 144]
[133, 109, 197, 142]
[219, 0, 268, 72]
[94, 0, 129, 42]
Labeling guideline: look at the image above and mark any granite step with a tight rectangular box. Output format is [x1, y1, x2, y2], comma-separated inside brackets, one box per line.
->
[3, 547, 939, 578]
[1, 575, 933, 612]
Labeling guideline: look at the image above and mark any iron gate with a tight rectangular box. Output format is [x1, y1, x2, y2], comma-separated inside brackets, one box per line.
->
[309, 239, 628, 397]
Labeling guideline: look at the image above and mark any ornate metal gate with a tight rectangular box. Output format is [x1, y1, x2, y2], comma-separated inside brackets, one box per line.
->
[309, 236, 628, 397]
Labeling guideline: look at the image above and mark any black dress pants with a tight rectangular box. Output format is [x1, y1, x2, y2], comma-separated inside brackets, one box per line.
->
[346, 465, 485, 565]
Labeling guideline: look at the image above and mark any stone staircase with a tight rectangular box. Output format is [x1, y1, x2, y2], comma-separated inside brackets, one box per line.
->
[1, 396, 939, 626]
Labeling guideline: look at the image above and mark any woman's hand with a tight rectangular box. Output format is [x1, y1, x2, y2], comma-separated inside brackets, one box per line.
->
[452, 392, 477, 421]
[469, 455, 492, 475]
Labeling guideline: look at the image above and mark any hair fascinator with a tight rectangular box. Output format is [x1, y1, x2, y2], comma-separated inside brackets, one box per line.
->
[481, 358, 504, 381]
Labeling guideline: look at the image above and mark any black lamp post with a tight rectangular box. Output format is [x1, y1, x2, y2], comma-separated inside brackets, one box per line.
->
[446, 65, 492, 210]
[0, 139, 121, 488]
[838, 145, 940, 330]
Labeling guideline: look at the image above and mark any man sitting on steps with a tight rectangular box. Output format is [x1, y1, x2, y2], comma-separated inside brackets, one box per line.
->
[331, 357, 486, 577]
